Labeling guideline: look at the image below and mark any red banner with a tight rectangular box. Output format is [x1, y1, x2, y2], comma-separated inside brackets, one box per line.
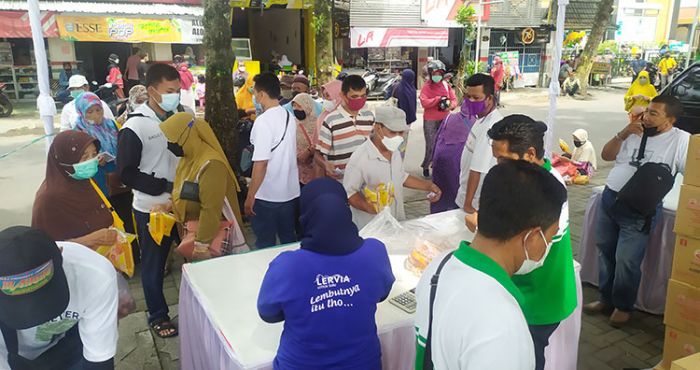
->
[351, 27, 449, 48]
[0, 11, 58, 38]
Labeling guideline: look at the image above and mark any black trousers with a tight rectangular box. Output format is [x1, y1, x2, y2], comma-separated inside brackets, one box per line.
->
[529, 322, 560, 370]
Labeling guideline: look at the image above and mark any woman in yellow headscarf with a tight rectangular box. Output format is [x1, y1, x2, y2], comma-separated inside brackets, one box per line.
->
[235, 74, 256, 119]
[624, 70, 657, 112]
[160, 113, 246, 260]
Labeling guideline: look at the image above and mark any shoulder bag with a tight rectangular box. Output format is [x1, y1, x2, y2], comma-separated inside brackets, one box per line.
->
[176, 161, 249, 260]
[616, 132, 675, 217]
[422, 252, 454, 370]
[240, 110, 290, 175]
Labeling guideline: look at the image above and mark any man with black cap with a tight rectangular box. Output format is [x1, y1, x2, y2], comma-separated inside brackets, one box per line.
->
[282, 75, 322, 116]
[344, 106, 442, 229]
[0, 226, 118, 369]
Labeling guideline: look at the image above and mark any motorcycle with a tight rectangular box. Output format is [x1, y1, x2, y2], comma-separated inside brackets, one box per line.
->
[363, 69, 400, 100]
[0, 83, 13, 117]
[645, 63, 661, 89]
[92, 81, 127, 117]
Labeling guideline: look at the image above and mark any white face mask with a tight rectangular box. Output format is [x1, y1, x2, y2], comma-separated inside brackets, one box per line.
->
[514, 229, 552, 275]
[322, 100, 335, 112]
[381, 130, 404, 152]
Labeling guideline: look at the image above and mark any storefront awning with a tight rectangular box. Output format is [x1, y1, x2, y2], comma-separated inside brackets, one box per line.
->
[0, 1, 203, 17]
[350, 27, 449, 48]
[0, 11, 58, 38]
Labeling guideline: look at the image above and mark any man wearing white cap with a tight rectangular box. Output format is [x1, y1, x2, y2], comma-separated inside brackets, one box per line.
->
[60, 75, 115, 132]
[344, 106, 442, 229]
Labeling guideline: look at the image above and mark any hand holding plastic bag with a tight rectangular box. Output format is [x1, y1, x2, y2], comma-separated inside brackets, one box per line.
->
[148, 212, 177, 245]
[96, 227, 136, 277]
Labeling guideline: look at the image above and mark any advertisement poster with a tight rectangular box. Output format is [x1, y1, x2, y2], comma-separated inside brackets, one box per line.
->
[57, 15, 181, 43]
[350, 27, 449, 48]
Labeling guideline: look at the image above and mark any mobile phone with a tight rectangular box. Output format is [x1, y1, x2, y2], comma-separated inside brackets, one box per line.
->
[99, 152, 116, 162]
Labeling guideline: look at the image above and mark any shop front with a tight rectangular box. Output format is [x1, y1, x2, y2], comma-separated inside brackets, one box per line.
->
[0, 10, 58, 100]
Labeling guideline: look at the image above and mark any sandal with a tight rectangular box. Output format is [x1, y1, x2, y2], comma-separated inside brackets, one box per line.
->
[150, 318, 178, 338]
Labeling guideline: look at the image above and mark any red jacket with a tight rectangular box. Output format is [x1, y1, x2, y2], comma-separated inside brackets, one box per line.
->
[107, 66, 124, 88]
[419, 81, 457, 121]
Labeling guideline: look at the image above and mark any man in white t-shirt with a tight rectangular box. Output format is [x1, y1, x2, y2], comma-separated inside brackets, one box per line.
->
[245, 72, 300, 248]
[455, 74, 503, 223]
[414, 160, 567, 370]
[0, 227, 118, 370]
[60, 75, 115, 131]
[585, 95, 689, 327]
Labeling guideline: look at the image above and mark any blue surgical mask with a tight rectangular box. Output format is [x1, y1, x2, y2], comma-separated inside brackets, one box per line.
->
[158, 92, 180, 113]
[69, 157, 99, 180]
[70, 90, 84, 100]
[253, 95, 263, 114]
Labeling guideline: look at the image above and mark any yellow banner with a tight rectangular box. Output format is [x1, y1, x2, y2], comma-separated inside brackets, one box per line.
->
[229, 0, 313, 9]
[57, 15, 181, 43]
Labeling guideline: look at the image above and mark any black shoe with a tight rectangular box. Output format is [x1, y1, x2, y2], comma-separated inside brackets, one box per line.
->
[423, 169, 430, 178]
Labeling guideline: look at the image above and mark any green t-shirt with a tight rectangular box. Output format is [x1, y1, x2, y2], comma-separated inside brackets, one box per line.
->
[511, 159, 578, 325]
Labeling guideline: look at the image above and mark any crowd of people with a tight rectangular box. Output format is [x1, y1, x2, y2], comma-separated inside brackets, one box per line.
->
[0, 52, 689, 370]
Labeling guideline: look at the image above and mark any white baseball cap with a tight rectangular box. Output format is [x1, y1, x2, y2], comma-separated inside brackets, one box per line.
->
[375, 106, 409, 132]
[68, 75, 89, 89]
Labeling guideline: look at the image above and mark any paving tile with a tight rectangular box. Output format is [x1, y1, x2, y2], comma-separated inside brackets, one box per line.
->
[626, 331, 657, 347]
[615, 339, 653, 361]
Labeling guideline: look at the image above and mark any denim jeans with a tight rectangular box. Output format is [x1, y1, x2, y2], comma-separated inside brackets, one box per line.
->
[596, 187, 660, 311]
[251, 198, 299, 249]
[133, 209, 177, 324]
[529, 323, 560, 370]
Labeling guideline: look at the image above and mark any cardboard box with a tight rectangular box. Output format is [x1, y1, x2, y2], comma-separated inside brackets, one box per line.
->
[663, 326, 700, 369]
[675, 185, 700, 238]
[671, 352, 700, 370]
[673, 236, 700, 287]
[665, 280, 700, 337]
[684, 135, 700, 187]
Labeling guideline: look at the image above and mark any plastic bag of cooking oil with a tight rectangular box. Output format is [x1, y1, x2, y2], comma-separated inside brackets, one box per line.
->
[96, 228, 136, 277]
[148, 212, 177, 245]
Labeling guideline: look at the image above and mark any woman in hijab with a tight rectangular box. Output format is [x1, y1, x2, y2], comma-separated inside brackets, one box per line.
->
[292, 93, 320, 186]
[624, 70, 657, 112]
[73, 92, 119, 196]
[257, 178, 395, 370]
[317, 79, 342, 128]
[32, 131, 117, 248]
[160, 113, 244, 261]
[235, 74, 257, 119]
[117, 85, 148, 126]
[392, 69, 417, 125]
[419, 61, 457, 178]
[490, 56, 505, 106]
[430, 99, 476, 214]
[571, 129, 597, 170]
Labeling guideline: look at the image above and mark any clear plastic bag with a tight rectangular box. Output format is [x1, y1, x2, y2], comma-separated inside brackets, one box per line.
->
[359, 208, 415, 254]
[116, 272, 136, 319]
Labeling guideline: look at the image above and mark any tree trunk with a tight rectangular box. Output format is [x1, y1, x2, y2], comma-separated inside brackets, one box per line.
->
[203, 0, 239, 168]
[576, 0, 615, 95]
[314, 0, 334, 85]
[456, 41, 472, 98]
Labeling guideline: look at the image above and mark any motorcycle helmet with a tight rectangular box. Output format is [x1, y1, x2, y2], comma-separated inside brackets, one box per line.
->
[108, 54, 120, 64]
[233, 75, 246, 88]
[427, 60, 446, 76]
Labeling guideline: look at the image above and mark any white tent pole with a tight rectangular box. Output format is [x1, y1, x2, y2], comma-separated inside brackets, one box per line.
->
[27, 0, 56, 152]
[546, 0, 569, 156]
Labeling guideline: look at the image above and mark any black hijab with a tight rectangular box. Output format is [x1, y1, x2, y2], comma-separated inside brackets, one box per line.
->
[299, 178, 363, 255]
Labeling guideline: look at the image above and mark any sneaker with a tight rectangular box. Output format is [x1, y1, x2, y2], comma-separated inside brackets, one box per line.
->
[583, 301, 612, 315]
[609, 309, 632, 328]
[423, 168, 430, 178]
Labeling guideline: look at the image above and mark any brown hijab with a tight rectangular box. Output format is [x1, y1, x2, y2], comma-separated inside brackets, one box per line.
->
[31, 131, 113, 241]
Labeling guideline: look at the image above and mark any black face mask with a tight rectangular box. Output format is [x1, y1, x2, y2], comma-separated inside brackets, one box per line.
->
[293, 109, 306, 121]
[573, 140, 584, 148]
[167, 142, 185, 157]
[643, 126, 660, 137]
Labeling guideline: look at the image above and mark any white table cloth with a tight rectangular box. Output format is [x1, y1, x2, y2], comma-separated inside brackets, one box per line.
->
[179, 210, 582, 370]
[577, 177, 681, 315]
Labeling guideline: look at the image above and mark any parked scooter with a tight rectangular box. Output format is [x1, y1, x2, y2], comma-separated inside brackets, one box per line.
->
[363, 69, 400, 100]
[92, 81, 127, 117]
[0, 83, 13, 117]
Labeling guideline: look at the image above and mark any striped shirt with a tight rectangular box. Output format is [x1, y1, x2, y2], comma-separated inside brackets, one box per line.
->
[317, 105, 375, 170]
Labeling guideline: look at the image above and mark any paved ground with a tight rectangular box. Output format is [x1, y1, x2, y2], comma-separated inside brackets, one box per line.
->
[0, 86, 664, 370]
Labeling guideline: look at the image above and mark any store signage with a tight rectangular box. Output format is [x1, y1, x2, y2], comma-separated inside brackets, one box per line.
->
[350, 27, 449, 48]
[229, 0, 313, 9]
[421, 0, 489, 28]
[0, 11, 58, 38]
[57, 15, 181, 43]
[181, 18, 204, 44]
[521, 27, 535, 45]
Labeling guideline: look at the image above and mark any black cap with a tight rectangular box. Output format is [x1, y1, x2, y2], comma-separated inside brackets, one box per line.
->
[0, 227, 69, 330]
